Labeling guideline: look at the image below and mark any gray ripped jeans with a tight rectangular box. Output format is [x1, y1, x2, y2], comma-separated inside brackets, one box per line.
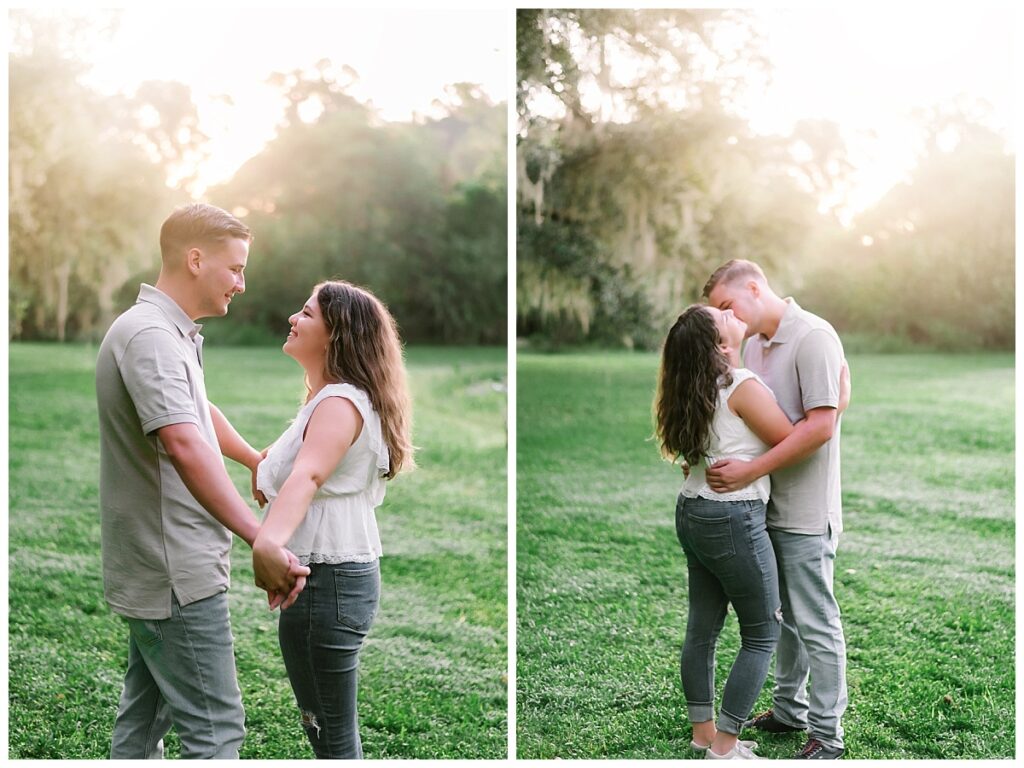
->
[279, 559, 381, 759]
[676, 494, 782, 735]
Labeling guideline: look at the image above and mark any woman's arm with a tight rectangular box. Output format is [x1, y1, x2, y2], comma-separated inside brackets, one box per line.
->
[728, 377, 795, 447]
[837, 359, 851, 416]
[252, 397, 363, 596]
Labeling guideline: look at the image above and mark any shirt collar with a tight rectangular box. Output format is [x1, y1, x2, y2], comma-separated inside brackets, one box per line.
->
[757, 297, 800, 347]
[136, 284, 203, 340]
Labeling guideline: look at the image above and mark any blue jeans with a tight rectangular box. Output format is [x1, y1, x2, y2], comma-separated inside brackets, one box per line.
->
[279, 560, 381, 759]
[768, 527, 848, 749]
[676, 495, 782, 735]
[110, 591, 246, 759]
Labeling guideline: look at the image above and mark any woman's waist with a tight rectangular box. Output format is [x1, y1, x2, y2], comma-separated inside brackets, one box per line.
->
[700, 450, 764, 465]
[264, 486, 383, 507]
[682, 462, 770, 500]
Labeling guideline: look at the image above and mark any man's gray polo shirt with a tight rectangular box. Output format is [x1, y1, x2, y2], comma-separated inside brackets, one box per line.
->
[744, 298, 844, 536]
[97, 284, 231, 619]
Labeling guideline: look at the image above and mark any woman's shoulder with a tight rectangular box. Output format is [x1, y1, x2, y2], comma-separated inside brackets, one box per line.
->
[731, 367, 763, 385]
[306, 382, 372, 410]
[305, 383, 382, 442]
[723, 368, 771, 397]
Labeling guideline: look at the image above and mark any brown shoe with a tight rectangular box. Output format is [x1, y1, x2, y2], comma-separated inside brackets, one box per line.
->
[743, 709, 805, 734]
[794, 737, 844, 759]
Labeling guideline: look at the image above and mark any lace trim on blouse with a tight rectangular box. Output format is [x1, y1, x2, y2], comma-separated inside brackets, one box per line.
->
[298, 552, 379, 565]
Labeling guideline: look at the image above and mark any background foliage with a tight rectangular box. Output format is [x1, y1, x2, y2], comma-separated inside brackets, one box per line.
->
[516, 9, 1014, 351]
[8, 12, 507, 345]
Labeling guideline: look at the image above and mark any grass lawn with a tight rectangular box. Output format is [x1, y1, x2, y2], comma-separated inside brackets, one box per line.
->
[8, 342, 508, 759]
[516, 351, 1014, 759]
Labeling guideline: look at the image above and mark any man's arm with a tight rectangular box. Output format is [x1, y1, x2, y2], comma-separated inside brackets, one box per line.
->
[157, 422, 261, 545]
[705, 407, 836, 493]
[210, 403, 262, 471]
[159, 423, 309, 609]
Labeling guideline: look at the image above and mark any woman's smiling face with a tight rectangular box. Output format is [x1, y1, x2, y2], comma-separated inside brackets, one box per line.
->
[283, 288, 331, 366]
[706, 305, 746, 350]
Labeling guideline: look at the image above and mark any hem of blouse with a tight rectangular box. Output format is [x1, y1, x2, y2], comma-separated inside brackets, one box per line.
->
[297, 553, 380, 565]
[681, 488, 768, 503]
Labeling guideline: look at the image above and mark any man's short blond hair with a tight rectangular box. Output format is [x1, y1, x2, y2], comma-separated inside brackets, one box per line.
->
[159, 203, 251, 261]
[702, 259, 766, 298]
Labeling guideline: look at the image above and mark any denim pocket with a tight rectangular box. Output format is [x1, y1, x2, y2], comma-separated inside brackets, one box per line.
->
[687, 514, 736, 561]
[127, 617, 163, 648]
[334, 564, 380, 631]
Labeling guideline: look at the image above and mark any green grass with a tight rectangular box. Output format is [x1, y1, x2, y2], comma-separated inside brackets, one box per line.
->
[516, 351, 1014, 759]
[8, 342, 508, 759]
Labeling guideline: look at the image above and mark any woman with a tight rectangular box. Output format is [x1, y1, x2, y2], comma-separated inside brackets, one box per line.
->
[251, 280, 414, 759]
[654, 304, 796, 760]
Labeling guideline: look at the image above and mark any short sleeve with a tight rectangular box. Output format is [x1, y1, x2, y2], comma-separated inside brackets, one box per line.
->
[306, 384, 390, 477]
[120, 328, 200, 435]
[795, 328, 843, 411]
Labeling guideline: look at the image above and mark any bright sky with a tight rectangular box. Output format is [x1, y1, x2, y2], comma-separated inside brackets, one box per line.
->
[78, 7, 508, 195]
[745, 6, 1015, 217]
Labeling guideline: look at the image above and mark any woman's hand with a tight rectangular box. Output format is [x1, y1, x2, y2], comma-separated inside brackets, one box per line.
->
[253, 539, 310, 611]
[261, 552, 310, 611]
[838, 359, 851, 415]
[251, 446, 270, 508]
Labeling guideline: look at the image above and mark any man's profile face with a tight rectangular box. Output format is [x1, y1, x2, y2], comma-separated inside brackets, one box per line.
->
[707, 279, 760, 338]
[195, 237, 249, 318]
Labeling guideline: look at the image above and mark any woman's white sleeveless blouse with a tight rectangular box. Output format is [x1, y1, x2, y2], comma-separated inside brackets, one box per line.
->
[257, 383, 389, 565]
[681, 368, 774, 503]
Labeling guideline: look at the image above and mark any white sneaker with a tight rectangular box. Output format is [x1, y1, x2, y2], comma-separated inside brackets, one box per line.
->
[705, 740, 762, 759]
[692, 739, 758, 753]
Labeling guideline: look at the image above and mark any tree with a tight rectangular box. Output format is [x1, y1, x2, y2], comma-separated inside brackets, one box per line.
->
[799, 109, 1014, 350]
[517, 9, 766, 128]
[516, 9, 823, 348]
[9, 14, 176, 340]
[209, 65, 507, 345]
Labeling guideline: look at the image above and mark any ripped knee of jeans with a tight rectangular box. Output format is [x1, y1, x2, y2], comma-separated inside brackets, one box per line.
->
[301, 710, 322, 738]
[774, 605, 784, 623]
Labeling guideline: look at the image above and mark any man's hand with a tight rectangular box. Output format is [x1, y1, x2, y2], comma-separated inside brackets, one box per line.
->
[254, 542, 310, 611]
[681, 461, 690, 480]
[705, 458, 755, 494]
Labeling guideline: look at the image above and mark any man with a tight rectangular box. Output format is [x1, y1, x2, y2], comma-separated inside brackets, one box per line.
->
[96, 203, 308, 758]
[702, 259, 848, 760]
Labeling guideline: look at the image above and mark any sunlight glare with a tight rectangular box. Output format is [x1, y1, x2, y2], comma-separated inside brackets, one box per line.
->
[79, 8, 506, 196]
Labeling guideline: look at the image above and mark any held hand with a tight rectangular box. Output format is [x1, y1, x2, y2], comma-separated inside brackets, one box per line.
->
[681, 461, 690, 480]
[705, 458, 754, 494]
[253, 539, 300, 598]
[838, 359, 851, 415]
[280, 550, 310, 611]
[251, 451, 269, 509]
[257, 549, 310, 611]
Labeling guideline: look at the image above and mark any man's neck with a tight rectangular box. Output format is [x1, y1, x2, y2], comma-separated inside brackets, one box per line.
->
[757, 295, 790, 340]
[154, 276, 200, 321]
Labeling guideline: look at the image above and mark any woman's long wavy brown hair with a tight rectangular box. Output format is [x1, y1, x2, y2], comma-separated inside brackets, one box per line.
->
[314, 280, 414, 479]
[654, 304, 732, 466]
